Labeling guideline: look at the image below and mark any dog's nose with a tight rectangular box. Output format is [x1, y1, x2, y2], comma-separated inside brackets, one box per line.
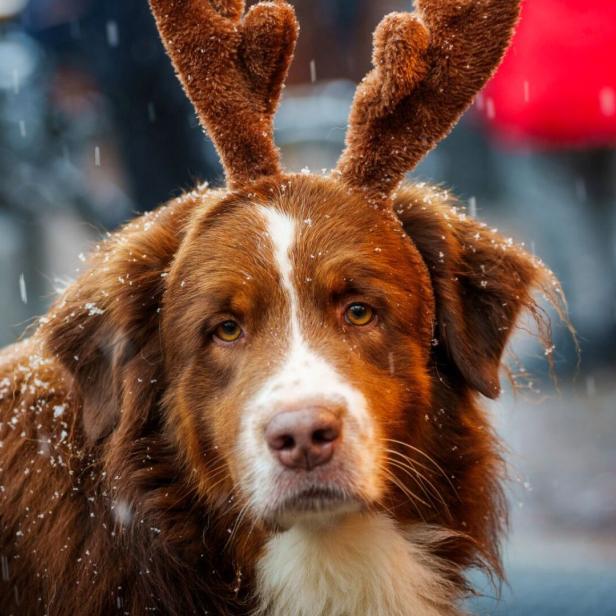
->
[265, 408, 342, 470]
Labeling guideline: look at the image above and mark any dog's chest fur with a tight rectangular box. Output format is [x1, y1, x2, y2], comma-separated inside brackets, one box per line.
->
[256, 513, 458, 616]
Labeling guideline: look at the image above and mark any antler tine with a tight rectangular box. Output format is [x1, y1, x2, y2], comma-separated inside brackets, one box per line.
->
[149, 0, 298, 189]
[336, 0, 521, 201]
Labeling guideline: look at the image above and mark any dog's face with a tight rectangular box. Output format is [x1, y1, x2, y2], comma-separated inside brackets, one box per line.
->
[162, 178, 436, 526]
[44, 175, 549, 538]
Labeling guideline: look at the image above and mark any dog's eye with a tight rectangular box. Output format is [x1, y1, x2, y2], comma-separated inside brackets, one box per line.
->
[213, 320, 243, 343]
[344, 303, 375, 327]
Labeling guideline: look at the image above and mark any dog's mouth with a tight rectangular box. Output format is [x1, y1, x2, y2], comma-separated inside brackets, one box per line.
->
[283, 486, 352, 511]
[265, 485, 364, 528]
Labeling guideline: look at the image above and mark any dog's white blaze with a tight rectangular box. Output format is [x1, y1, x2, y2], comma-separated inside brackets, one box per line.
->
[260, 207, 301, 340]
[238, 207, 378, 515]
[256, 514, 458, 616]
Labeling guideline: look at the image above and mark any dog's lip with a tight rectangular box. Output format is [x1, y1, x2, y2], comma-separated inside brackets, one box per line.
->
[283, 486, 350, 509]
[266, 485, 364, 522]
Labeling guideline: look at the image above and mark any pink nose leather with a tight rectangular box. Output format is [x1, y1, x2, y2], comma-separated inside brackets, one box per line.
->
[265, 408, 342, 471]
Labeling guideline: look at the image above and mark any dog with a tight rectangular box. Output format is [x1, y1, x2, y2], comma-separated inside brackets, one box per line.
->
[0, 1, 561, 614]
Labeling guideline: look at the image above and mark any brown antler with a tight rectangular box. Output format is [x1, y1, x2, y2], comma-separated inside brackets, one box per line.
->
[336, 0, 521, 201]
[149, 0, 298, 189]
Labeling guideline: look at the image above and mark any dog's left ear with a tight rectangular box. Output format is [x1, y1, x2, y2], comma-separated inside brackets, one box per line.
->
[395, 187, 555, 398]
[40, 200, 194, 443]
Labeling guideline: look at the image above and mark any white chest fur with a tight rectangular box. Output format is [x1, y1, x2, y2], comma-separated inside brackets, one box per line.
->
[256, 513, 459, 616]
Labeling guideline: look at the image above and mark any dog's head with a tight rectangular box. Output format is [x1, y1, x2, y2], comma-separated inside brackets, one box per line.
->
[163, 174, 558, 528]
[42, 173, 556, 537]
[162, 177, 436, 525]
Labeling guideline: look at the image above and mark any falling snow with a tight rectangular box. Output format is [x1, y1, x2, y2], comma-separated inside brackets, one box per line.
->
[18, 274, 27, 304]
[106, 21, 120, 48]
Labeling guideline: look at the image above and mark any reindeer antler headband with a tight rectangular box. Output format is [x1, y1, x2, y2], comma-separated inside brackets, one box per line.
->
[150, 0, 520, 199]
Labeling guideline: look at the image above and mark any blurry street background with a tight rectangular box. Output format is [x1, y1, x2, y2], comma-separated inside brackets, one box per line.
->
[1, 0, 615, 613]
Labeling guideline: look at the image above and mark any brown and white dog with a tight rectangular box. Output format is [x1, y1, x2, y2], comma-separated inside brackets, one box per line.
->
[0, 1, 561, 615]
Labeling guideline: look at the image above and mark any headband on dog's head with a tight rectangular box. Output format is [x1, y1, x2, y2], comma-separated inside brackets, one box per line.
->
[150, 0, 520, 200]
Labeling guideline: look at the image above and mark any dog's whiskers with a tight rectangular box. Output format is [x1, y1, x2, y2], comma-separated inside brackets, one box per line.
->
[381, 469, 427, 522]
[384, 438, 459, 498]
[385, 451, 451, 518]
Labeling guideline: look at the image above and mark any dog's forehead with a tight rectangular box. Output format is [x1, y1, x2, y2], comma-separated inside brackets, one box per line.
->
[190, 181, 413, 275]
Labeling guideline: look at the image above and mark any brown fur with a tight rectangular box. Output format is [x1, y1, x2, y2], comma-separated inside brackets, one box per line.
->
[0, 176, 559, 614]
[0, 2, 552, 614]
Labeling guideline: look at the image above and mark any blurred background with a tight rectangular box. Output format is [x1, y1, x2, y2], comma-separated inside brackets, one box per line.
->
[0, 0, 614, 613]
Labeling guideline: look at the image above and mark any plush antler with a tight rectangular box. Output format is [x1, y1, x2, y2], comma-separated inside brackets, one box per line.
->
[149, 0, 298, 189]
[336, 0, 521, 200]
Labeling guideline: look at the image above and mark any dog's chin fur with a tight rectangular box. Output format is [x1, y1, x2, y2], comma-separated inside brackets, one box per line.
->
[256, 512, 460, 616]
[266, 493, 364, 531]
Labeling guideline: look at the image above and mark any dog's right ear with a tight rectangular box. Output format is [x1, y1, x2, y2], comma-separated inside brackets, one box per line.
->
[395, 185, 563, 399]
[40, 197, 197, 444]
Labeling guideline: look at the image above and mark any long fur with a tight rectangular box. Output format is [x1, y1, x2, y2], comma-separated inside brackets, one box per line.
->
[0, 176, 561, 614]
[256, 513, 462, 616]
